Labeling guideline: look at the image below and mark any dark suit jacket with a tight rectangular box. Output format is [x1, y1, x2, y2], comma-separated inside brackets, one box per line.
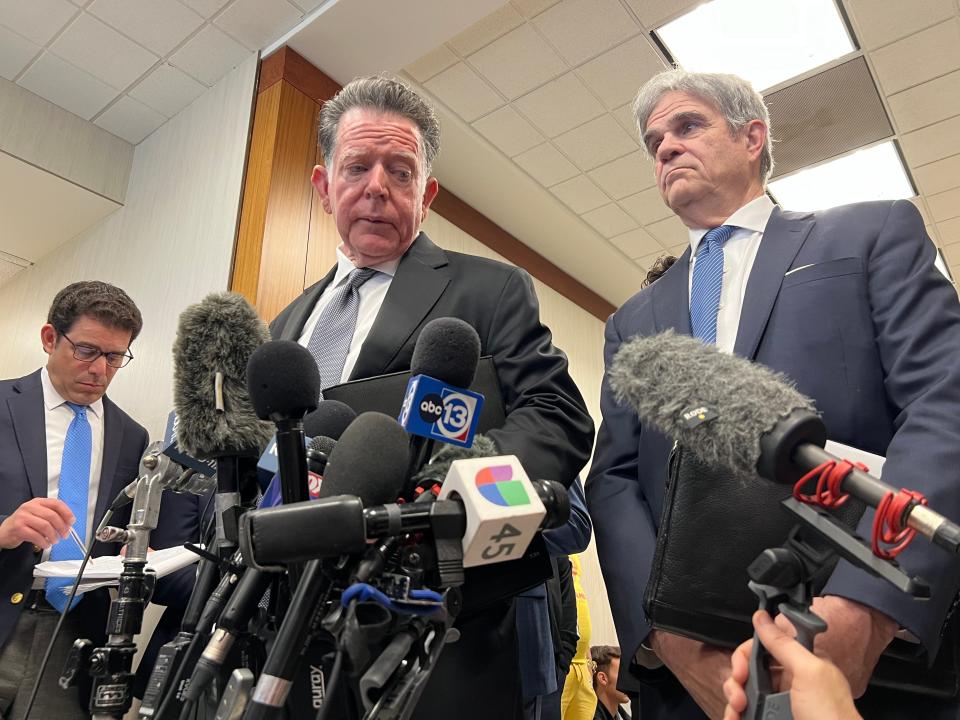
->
[270, 231, 594, 486]
[586, 200, 960, 664]
[0, 369, 149, 650]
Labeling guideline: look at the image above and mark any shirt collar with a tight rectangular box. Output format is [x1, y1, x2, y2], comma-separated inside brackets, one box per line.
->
[40, 367, 103, 418]
[332, 246, 401, 287]
[688, 194, 776, 256]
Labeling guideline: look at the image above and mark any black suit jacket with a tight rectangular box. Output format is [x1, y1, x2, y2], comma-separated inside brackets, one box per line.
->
[270, 231, 594, 486]
[0, 369, 148, 650]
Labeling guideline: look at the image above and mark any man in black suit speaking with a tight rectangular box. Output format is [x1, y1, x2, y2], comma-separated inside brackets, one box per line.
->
[269, 75, 594, 718]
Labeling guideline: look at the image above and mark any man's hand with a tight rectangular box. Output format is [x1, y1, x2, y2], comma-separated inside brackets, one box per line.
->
[650, 630, 732, 720]
[0, 498, 75, 550]
[775, 596, 898, 697]
[723, 610, 862, 720]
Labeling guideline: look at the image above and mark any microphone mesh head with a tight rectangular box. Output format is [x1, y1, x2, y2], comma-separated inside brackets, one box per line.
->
[609, 330, 816, 477]
[246, 341, 322, 421]
[173, 292, 273, 458]
[320, 412, 410, 505]
[303, 400, 357, 440]
[410, 317, 481, 388]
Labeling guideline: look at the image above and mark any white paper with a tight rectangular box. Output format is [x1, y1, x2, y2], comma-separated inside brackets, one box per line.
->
[824, 440, 885, 478]
[34, 545, 202, 595]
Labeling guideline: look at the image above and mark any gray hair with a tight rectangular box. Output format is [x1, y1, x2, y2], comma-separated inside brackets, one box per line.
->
[318, 75, 441, 177]
[633, 69, 774, 183]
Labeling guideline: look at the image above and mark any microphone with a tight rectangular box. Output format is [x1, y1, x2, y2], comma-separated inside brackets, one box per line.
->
[161, 409, 218, 479]
[409, 434, 498, 491]
[247, 340, 322, 507]
[173, 293, 274, 555]
[609, 330, 960, 555]
[398, 318, 484, 483]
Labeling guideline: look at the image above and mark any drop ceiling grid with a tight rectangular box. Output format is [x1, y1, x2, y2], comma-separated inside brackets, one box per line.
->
[0, 0, 315, 144]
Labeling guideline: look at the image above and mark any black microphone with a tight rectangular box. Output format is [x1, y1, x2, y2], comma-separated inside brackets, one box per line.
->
[610, 330, 960, 555]
[240, 412, 410, 720]
[247, 340, 322, 508]
[173, 293, 274, 556]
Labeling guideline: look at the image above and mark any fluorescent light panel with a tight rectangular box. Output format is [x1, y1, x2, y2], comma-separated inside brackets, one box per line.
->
[656, 0, 854, 91]
[768, 141, 914, 212]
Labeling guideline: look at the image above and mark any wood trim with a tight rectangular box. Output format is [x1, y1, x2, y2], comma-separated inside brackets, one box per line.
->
[431, 189, 615, 319]
[258, 46, 340, 104]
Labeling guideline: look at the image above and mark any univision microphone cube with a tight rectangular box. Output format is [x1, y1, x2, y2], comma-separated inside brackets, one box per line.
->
[398, 375, 484, 448]
[438, 456, 546, 567]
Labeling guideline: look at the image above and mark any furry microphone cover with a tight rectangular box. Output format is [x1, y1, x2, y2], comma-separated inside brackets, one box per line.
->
[173, 292, 274, 459]
[609, 330, 816, 477]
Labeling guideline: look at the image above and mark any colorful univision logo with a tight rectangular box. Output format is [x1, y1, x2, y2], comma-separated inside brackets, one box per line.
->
[475, 465, 530, 507]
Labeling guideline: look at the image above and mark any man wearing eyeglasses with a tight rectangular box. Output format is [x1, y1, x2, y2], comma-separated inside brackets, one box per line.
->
[0, 280, 149, 719]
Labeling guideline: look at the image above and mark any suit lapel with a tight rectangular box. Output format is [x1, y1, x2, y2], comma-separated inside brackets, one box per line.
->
[8, 371, 47, 500]
[350, 233, 450, 379]
[96, 396, 124, 525]
[279, 267, 337, 341]
[652, 247, 693, 335]
[733, 207, 815, 359]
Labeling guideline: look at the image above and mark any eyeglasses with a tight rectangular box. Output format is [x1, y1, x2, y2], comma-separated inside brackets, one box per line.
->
[59, 331, 134, 368]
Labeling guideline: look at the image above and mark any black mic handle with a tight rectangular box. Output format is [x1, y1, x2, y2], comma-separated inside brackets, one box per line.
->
[179, 540, 221, 634]
[275, 418, 309, 505]
[794, 444, 960, 554]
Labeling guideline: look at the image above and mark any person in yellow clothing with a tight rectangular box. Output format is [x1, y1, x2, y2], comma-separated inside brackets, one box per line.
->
[561, 555, 597, 720]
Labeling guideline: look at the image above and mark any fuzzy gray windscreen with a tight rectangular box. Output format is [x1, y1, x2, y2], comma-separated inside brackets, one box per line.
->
[173, 292, 274, 458]
[609, 330, 816, 477]
[411, 434, 499, 486]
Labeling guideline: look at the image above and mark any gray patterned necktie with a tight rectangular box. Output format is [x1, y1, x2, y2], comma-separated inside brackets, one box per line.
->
[307, 267, 378, 391]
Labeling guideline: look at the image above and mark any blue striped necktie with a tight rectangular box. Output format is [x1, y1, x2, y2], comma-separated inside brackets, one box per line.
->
[46, 402, 92, 613]
[690, 225, 735, 344]
[307, 267, 378, 393]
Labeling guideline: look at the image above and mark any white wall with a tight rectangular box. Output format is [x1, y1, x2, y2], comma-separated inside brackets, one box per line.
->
[423, 212, 621, 648]
[0, 54, 258, 440]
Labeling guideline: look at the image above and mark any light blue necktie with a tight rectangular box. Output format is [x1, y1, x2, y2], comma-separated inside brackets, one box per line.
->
[690, 225, 735, 344]
[306, 267, 378, 394]
[46, 402, 92, 613]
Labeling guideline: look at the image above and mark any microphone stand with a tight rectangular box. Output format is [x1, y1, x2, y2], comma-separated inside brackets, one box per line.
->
[742, 498, 932, 720]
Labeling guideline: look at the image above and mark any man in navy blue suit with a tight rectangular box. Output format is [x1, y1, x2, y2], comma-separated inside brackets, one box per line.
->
[586, 69, 960, 720]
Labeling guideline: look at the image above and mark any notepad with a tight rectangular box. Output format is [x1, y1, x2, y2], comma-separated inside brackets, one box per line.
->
[34, 545, 202, 595]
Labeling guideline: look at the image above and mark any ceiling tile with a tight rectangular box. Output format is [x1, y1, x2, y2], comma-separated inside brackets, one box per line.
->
[88, 0, 204, 56]
[214, 0, 302, 51]
[887, 69, 960, 133]
[610, 227, 663, 259]
[448, 4, 524, 56]
[533, 0, 639, 66]
[927, 224, 942, 244]
[514, 142, 579, 185]
[619, 185, 673, 224]
[870, 19, 960, 96]
[471, 105, 544, 157]
[574, 35, 666, 110]
[94, 94, 165, 143]
[514, 73, 604, 137]
[900, 115, 960, 167]
[468, 24, 564, 100]
[910, 196, 932, 226]
[405, 46, 458, 83]
[588, 150, 654, 199]
[624, 0, 701, 29]
[611, 102, 640, 136]
[170, 24, 251, 86]
[553, 114, 638, 171]
[424, 62, 502, 122]
[511, 0, 560, 18]
[940, 221, 960, 252]
[289, 0, 325, 11]
[177, 0, 230, 18]
[646, 214, 688, 248]
[129, 63, 207, 118]
[50, 13, 157, 91]
[914, 153, 960, 196]
[582, 203, 637, 238]
[845, 0, 954, 50]
[928, 187, 960, 223]
[17, 51, 117, 119]
[0, 0, 77, 45]
[549, 174, 609, 214]
[0, 26, 39, 81]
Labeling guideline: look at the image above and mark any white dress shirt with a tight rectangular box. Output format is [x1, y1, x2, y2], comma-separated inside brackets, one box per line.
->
[37, 367, 105, 583]
[297, 248, 400, 383]
[687, 195, 776, 355]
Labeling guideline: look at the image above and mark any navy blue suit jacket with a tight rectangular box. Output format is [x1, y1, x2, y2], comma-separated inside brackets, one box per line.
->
[586, 200, 960, 662]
